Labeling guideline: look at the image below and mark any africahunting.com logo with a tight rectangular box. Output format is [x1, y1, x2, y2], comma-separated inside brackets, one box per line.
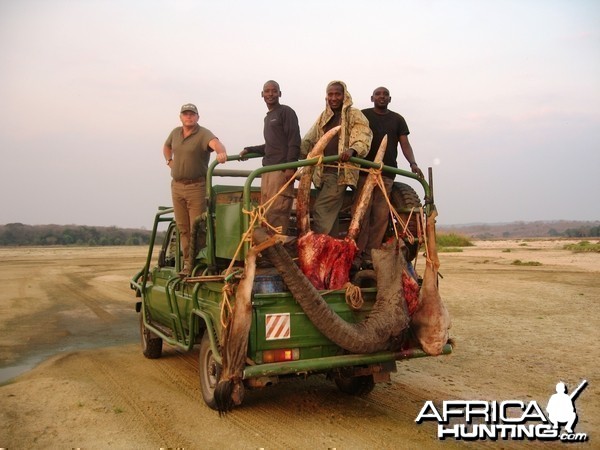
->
[416, 380, 588, 443]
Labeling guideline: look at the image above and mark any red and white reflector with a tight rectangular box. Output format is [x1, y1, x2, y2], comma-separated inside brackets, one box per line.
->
[265, 313, 291, 340]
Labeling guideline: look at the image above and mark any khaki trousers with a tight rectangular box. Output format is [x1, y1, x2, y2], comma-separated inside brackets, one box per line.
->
[171, 179, 206, 268]
[261, 171, 294, 235]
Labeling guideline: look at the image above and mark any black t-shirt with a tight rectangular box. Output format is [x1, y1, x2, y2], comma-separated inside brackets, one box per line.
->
[361, 108, 410, 177]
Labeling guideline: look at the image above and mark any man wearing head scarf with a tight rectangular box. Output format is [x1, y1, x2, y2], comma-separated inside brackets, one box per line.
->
[300, 81, 372, 236]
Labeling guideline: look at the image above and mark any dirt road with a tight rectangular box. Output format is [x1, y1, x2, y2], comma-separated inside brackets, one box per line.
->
[0, 242, 598, 448]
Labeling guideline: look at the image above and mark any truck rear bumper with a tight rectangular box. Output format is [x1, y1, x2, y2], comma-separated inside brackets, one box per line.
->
[243, 343, 452, 379]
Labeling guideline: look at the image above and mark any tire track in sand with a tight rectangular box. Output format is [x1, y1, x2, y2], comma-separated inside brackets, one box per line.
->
[83, 348, 191, 447]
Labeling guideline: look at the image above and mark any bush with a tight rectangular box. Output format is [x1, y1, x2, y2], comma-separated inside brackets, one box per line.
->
[437, 233, 473, 248]
[563, 241, 600, 253]
[438, 247, 464, 253]
[511, 259, 542, 266]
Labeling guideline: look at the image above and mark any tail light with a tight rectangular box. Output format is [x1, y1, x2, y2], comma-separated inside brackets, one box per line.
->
[261, 348, 300, 364]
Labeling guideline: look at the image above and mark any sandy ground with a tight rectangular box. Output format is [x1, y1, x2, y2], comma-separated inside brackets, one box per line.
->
[0, 241, 598, 449]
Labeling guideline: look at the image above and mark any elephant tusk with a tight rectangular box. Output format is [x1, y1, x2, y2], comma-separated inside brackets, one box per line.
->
[347, 135, 388, 242]
[296, 126, 341, 236]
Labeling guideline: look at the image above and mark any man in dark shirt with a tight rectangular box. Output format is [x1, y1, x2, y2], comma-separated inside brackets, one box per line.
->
[241, 80, 301, 235]
[355, 86, 423, 269]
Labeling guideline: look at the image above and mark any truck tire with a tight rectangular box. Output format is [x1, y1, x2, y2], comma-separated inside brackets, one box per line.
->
[140, 313, 162, 359]
[334, 374, 375, 396]
[388, 182, 422, 261]
[199, 332, 221, 410]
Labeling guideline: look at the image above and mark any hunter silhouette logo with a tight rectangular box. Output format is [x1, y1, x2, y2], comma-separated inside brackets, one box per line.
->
[546, 380, 587, 434]
[416, 380, 589, 442]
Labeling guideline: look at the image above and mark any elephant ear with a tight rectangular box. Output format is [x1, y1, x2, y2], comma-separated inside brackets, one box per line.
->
[410, 209, 451, 356]
[215, 235, 284, 414]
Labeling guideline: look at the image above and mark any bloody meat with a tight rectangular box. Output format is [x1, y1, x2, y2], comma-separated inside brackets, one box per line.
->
[297, 231, 357, 290]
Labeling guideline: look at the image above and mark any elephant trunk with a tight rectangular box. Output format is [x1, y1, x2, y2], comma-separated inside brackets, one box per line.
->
[255, 228, 409, 354]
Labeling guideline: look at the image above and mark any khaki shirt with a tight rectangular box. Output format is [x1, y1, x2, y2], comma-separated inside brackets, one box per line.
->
[165, 125, 216, 180]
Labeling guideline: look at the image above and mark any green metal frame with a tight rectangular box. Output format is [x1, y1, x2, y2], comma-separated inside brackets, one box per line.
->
[206, 153, 435, 261]
[131, 154, 447, 381]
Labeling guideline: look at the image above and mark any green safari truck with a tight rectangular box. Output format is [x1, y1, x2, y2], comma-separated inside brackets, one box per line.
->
[130, 154, 452, 411]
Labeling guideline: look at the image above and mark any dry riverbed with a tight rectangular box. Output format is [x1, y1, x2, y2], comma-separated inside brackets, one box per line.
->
[0, 241, 598, 448]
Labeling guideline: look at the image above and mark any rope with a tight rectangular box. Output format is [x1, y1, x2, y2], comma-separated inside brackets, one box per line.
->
[218, 204, 262, 330]
[348, 161, 429, 276]
[402, 209, 415, 243]
[364, 167, 416, 245]
[218, 157, 405, 327]
[258, 169, 301, 235]
[344, 282, 364, 310]
[220, 283, 234, 329]
[412, 207, 425, 269]
[317, 282, 364, 310]
[419, 206, 434, 266]
[223, 205, 261, 278]
[219, 169, 303, 329]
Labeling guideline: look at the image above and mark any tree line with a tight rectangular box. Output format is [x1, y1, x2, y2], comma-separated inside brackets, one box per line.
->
[2, 222, 597, 247]
[0, 223, 162, 246]
[548, 225, 600, 238]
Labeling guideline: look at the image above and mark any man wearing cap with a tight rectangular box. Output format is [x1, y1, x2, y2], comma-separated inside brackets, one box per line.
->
[163, 103, 228, 276]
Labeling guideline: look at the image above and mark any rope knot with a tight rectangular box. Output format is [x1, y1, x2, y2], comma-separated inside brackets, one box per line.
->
[343, 282, 364, 311]
[220, 283, 234, 328]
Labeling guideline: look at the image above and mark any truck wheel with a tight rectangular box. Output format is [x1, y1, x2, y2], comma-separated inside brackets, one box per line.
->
[140, 313, 162, 359]
[388, 182, 422, 261]
[199, 332, 221, 410]
[334, 374, 375, 396]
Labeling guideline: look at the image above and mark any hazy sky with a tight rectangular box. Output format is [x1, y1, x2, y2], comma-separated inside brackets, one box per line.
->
[1, 0, 598, 228]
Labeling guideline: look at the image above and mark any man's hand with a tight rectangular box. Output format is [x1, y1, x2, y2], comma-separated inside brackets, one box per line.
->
[216, 152, 228, 164]
[239, 149, 249, 161]
[410, 163, 424, 178]
[340, 148, 355, 162]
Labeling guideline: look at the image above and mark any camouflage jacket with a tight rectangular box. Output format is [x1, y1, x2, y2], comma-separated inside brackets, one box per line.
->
[300, 80, 372, 188]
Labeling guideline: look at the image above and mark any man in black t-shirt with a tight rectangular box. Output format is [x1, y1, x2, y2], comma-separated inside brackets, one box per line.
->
[354, 87, 423, 269]
[241, 80, 301, 235]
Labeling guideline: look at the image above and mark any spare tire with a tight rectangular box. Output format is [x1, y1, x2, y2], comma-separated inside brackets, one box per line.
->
[387, 182, 421, 261]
